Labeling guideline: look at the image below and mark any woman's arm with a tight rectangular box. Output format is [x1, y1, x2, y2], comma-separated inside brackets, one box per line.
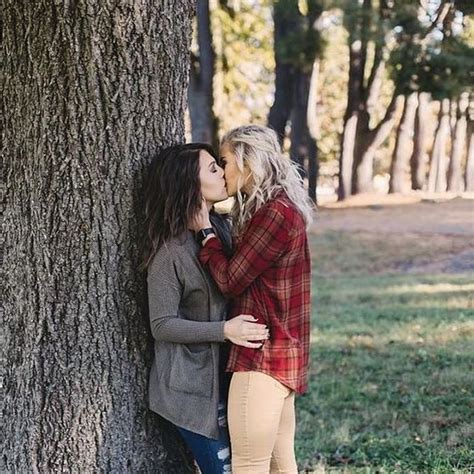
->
[148, 249, 269, 346]
[147, 251, 226, 344]
[199, 204, 290, 297]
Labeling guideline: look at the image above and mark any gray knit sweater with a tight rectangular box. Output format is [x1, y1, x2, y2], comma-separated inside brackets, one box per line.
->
[147, 217, 230, 439]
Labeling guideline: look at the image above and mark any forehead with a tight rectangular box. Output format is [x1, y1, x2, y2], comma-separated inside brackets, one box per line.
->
[220, 143, 233, 156]
[199, 150, 216, 165]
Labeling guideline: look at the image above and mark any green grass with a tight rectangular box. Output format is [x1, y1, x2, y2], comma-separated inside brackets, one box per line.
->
[295, 231, 474, 473]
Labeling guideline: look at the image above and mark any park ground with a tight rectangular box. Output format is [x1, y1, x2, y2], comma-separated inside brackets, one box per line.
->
[296, 195, 474, 473]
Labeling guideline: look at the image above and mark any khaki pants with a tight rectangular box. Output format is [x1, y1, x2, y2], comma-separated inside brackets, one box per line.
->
[228, 371, 298, 474]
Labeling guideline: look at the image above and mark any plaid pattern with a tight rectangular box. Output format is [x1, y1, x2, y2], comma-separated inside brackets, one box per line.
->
[199, 193, 311, 394]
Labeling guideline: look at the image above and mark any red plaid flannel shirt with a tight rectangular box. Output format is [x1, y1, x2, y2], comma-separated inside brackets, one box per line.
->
[199, 192, 311, 394]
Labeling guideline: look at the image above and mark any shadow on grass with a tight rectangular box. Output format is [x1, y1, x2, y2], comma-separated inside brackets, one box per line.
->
[296, 339, 473, 472]
[297, 270, 473, 472]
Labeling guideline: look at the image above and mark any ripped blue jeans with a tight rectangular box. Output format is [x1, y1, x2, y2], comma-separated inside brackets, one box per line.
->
[177, 398, 231, 474]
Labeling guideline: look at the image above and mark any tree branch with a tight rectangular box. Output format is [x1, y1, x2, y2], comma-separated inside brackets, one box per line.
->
[370, 93, 403, 149]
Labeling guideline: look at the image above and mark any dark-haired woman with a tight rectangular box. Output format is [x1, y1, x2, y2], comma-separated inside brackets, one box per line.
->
[142, 143, 269, 474]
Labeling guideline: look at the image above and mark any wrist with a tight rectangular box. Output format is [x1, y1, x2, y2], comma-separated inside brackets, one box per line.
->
[196, 227, 215, 245]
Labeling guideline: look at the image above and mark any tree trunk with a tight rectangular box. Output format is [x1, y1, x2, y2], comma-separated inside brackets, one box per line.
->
[338, 113, 358, 200]
[338, 19, 365, 200]
[410, 92, 430, 190]
[354, 94, 402, 194]
[4, 2, 195, 472]
[188, 0, 219, 148]
[465, 116, 474, 191]
[307, 60, 320, 203]
[267, 2, 296, 143]
[428, 99, 451, 192]
[389, 93, 418, 193]
[447, 93, 469, 192]
[290, 69, 319, 202]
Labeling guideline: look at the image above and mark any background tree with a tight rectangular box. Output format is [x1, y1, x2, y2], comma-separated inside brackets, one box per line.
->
[338, 0, 402, 199]
[466, 104, 474, 191]
[410, 92, 431, 190]
[189, 0, 219, 148]
[447, 93, 469, 192]
[390, 1, 474, 194]
[268, 0, 324, 202]
[389, 92, 418, 193]
[3, 2, 196, 472]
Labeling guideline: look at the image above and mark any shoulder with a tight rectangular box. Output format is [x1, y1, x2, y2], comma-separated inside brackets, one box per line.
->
[147, 237, 188, 280]
[259, 193, 299, 222]
[254, 194, 306, 238]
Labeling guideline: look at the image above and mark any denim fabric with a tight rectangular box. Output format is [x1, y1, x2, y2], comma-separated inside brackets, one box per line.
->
[177, 398, 231, 473]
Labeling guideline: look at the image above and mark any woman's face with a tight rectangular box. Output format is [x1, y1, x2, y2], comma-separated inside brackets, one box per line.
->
[220, 143, 251, 196]
[199, 151, 228, 204]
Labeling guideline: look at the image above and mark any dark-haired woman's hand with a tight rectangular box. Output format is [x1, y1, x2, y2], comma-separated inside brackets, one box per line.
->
[224, 315, 269, 348]
[190, 197, 212, 231]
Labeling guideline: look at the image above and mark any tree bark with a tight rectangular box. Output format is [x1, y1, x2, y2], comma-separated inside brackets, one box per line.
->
[448, 93, 469, 192]
[389, 93, 418, 193]
[188, 0, 219, 148]
[3, 2, 195, 472]
[410, 92, 430, 190]
[428, 99, 451, 192]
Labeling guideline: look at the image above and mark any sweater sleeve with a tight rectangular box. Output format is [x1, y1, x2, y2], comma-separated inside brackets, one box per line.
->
[199, 204, 290, 297]
[147, 249, 226, 344]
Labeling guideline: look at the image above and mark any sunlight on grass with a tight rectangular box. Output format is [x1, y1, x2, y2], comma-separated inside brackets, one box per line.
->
[296, 231, 474, 473]
[375, 282, 474, 296]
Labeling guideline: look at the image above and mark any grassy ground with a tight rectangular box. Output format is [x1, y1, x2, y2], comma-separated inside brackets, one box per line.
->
[296, 229, 474, 473]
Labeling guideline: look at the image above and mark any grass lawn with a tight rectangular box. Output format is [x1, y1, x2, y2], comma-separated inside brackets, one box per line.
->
[296, 230, 474, 473]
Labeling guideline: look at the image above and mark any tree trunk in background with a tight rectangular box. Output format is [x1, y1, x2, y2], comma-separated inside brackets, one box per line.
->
[338, 2, 366, 200]
[339, 114, 358, 200]
[465, 115, 474, 191]
[410, 92, 430, 190]
[267, 1, 296, 143]
[339, 0, 401, 198]
[354, 93, 402, 193]
[3, 2, 195, 472]
[390, 93, 418, 193]
[268, 1, 321, 202]
[188, 0, 219, 148]
[428, 99, 451, 192]
[307, 60, 320, 203]
[448, 93, 469, 192]
[290, 68, 319, 202]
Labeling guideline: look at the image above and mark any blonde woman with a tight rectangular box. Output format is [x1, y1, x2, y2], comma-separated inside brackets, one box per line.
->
[195, 125, 313, 473]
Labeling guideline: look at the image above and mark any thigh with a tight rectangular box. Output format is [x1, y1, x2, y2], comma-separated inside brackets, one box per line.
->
[270, 391, 297, 474]
[177, 400, 231, 474]
[228, 371, 288, 474]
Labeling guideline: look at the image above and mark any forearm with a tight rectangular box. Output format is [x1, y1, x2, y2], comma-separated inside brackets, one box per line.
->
[151, 316, 226, 344]
[200, 238, 246, 296]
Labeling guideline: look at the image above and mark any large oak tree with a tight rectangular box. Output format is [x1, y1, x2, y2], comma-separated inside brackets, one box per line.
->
[4, 1, 196, 472]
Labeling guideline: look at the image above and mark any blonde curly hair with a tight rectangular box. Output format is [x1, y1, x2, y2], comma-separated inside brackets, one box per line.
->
[221, 124, 314, 235]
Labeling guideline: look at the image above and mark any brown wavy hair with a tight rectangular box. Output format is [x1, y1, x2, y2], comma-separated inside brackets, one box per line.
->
[141, 143, 218, 270]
